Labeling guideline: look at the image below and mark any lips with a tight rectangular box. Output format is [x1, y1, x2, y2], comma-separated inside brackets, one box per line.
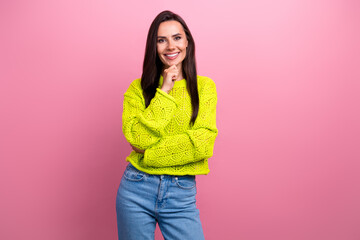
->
[165, 52, 179, 57]
[164, 52, 180, 60]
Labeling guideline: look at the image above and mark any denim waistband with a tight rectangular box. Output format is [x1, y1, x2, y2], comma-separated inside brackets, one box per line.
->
[127, 162, 196, 180]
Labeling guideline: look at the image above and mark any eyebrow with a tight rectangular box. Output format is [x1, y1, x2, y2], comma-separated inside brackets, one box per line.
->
[157, 33, 182, 38]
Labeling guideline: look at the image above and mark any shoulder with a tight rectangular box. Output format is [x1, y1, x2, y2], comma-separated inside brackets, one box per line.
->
[197, 75, 217, 95]
[197, 75, 215, 85]
[125, 78, 142, 92]
[128, 78, 142, 90]
[124, 78, 143, 98]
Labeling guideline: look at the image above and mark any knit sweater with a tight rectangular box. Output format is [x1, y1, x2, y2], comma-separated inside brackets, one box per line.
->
[122, 74, 218, 175]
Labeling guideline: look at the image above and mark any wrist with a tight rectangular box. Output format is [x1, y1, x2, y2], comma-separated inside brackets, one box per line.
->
[160, 87, 170, 94]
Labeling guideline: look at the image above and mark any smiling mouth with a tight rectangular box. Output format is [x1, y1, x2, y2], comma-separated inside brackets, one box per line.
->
[164, 52, 180, 60]
[165, 52, 179, 57]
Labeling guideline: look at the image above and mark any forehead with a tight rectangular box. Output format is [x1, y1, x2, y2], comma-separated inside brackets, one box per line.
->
[157, 20, 185, 36]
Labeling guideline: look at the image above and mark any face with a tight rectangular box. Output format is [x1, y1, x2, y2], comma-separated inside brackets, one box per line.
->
[157, 20, 189, 70]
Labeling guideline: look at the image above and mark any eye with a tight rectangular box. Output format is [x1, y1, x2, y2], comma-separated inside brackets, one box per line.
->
[175, 36, 181, 40]
[157, 39, 165, 43]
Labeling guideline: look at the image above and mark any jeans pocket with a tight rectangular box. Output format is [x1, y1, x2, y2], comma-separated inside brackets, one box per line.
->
[175, 175, 196, 189]
[123, 163, 146, 182]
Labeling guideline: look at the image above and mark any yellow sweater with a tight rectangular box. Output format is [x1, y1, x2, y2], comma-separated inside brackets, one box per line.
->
[122, 75, 218, 175]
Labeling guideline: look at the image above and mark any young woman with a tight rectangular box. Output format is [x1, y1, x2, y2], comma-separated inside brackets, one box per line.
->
[116, 10, 218, 240]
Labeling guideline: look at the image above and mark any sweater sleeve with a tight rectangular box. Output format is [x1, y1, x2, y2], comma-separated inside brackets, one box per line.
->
[143, 78, 218, 167]
[122, 79, 178, 149]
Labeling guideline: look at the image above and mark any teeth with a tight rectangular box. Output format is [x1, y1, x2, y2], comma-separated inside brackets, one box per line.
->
[166, 53, 179, 57]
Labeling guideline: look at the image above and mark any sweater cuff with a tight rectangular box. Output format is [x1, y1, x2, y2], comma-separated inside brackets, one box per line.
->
[156, 88, 178, 108]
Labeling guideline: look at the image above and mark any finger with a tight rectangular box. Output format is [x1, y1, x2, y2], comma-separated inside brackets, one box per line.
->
[169, 68, 179, 74]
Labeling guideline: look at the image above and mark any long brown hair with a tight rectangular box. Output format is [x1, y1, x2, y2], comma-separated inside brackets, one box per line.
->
[141, 10, 199, 126]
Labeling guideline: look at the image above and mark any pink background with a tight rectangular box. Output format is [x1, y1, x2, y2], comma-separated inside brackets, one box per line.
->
[1, 0, 359, 239]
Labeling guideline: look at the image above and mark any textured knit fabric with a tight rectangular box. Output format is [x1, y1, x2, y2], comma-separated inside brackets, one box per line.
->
[122, 75, 218, 175]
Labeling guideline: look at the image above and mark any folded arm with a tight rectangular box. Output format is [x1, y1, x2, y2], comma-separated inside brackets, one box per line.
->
[122, 81, 178, 149]
[143, 79, 218, 167]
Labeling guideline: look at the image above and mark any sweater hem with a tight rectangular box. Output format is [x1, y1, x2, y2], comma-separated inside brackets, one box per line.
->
[126, 158, 210, 176]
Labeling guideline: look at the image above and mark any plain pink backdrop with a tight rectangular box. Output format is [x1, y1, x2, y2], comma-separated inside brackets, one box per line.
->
[1, 0, 359, 239]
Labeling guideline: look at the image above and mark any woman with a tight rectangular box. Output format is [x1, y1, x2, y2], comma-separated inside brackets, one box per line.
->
[116, 10, 218, 240]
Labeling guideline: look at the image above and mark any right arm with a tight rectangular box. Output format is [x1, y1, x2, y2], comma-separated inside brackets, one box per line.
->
[122, 79, 178, 150]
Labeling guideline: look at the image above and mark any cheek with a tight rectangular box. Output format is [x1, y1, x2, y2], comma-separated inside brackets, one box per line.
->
[181, 43, 187, 55]
[180, 41, 188, 52]
[181, 42, 187, 50]
[157, 44, 164, 54]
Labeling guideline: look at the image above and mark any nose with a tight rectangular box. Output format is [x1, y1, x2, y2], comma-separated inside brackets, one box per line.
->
[167, 39, 175, 50]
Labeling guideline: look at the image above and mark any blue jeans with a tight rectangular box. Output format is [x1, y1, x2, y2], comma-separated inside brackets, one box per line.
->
[116, 162, 205, 240]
